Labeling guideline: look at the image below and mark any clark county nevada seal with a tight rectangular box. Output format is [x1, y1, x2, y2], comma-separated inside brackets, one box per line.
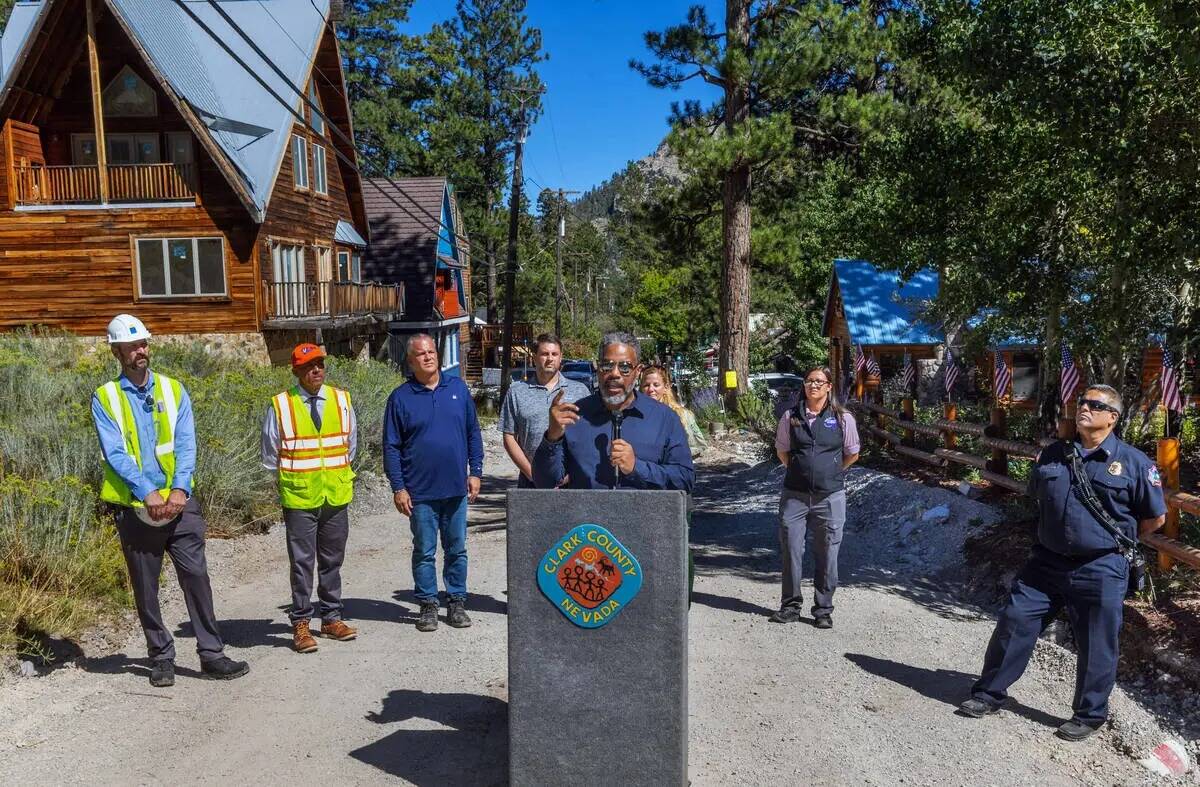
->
[537, 524, 643, 628]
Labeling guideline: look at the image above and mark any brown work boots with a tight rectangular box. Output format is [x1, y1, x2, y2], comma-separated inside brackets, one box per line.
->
[292, 619, 358, 653]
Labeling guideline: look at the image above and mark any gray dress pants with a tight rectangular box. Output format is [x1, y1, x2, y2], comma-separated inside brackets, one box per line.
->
[114, 497, 225, 663]
[779, 488, 847, 619]
[284, 503, 350, 622]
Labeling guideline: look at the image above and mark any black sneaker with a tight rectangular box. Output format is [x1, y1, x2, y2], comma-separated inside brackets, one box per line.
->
[201, 656, 249, 680]
[447, 599, 472, 629]
[1055, 719, 1100, 742]
[814, 616, 833, 630]
[768, 605, 803, 624]
[416, 602, 438, 632]
[149, 658, 175, 687]
[957, 698, 1001, 718]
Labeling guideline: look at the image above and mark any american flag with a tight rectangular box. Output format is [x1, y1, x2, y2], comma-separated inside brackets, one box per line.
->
[1162, 344, 1185, 413]
[944, 349, 959, 400]
[854, 344, 866, 376]
[900, 352, 916, 394]
[993, 350, 1011, 401]
[1060, 345, 1080, 406]
[865, 352, 881, 377]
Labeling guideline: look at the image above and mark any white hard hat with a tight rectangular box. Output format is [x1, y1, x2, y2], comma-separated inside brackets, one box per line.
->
[135, 505, 175, 527]
[107, 314, 151, 344]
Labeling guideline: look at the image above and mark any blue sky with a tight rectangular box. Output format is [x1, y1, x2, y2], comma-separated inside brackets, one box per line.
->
[405, 0, 722, 195]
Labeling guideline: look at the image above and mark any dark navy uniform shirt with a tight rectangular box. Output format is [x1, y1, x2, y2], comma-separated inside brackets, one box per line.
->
[532, 391, 694, 491]
[1028, 433, 1166, 557]
[383, 375, 483, 503]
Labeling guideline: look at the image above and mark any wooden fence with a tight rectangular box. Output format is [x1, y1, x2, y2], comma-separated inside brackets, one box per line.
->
[850, 397, 1200, 573]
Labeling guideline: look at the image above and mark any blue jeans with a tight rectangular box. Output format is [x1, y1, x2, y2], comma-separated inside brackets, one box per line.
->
[409, 496, 468, 602]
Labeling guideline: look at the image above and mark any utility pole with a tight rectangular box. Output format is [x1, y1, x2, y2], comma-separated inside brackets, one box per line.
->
[500, 87, 542, 402]
[553, 187, 580, 338]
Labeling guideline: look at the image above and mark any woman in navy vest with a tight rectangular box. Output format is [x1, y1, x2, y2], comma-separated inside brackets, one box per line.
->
[769, 365, 860, 628]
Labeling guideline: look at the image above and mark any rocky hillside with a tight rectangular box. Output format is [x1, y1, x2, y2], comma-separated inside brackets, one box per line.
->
[572, 139, 684, 222]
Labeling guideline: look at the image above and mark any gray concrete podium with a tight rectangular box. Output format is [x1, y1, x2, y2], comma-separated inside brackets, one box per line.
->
[507, 489, 688, 786]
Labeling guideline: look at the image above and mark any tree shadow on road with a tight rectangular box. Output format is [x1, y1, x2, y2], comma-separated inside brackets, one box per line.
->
[844, 653, 1062, 728]
[351, 689, 508, 786]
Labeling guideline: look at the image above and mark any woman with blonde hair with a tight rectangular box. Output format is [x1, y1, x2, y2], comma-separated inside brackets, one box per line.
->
[640, 365, 706, 457]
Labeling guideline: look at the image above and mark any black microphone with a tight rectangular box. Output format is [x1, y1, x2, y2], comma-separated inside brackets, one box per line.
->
[610, 410, 626, 489]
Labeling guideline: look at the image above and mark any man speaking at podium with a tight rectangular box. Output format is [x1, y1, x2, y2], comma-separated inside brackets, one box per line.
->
[533, 331, 694, 492]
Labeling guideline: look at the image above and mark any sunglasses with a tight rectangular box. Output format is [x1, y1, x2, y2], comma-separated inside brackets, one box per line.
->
[1077, 397, 1120, 416]
[139, 392, 155, 413]
[598, 360, 636, 375]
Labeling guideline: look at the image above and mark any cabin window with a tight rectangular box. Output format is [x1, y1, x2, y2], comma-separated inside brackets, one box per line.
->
[1011, 352, 1039, 401]
[292, 134, 308, 189]
[352, 252, 362, 283]
[337, 250, 351, 281]
[309, 81, 325, 136]
[165, 132, 194, 165]
[312, 145, 328, 195]
[135, 237, 226, 298]
[102, 66, 157, 117]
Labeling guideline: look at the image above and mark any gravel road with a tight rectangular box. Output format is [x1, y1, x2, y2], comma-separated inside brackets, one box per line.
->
[0, 429, 1193, 785]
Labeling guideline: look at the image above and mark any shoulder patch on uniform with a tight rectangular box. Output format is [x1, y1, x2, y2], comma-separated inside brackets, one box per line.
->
[1148, 465, 1162, 487]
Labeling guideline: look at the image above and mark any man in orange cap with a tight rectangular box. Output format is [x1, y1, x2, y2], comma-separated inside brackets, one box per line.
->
[261, 342, 359, 653]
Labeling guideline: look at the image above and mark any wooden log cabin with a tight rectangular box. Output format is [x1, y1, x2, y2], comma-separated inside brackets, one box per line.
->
[824, 258, 1182, 410]
[0, 0, 400, 363]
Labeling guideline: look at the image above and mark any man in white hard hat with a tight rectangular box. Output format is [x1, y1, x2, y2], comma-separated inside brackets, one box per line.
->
[92, 314, 248, 688]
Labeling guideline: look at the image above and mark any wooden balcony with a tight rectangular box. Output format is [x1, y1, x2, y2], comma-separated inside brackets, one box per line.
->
[13, 162, 198, 206]
[262, 280, 405, 326]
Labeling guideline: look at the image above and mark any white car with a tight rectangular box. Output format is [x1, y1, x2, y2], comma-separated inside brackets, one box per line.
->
[748, 372, 805, 398]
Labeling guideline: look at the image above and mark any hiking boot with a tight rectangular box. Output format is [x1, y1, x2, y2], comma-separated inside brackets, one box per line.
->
[149, 658, 175, 688]
[416, 602, 438, 633]
[814, 615, 833, 630]
[1055, 719, 1100, 742]
[768, 605, 803, 624]
[201, 656, 250, 680]
[447, 599, 472, 629]
[957, 698, 1001, 718]
[319, 619, 357, 641]
[293, 620, 318, 653]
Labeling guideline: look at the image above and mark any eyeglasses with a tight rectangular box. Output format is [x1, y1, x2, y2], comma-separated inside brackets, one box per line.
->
[804, 379, 830, 387]
[598, 360, 636, 375]
[1078, 398, 1120, 416]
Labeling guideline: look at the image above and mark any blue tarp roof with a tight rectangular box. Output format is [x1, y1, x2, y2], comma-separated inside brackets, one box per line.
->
[0, 0, 330, 222]
[831, 258, 944, 346]
[334, 219, 366, 248]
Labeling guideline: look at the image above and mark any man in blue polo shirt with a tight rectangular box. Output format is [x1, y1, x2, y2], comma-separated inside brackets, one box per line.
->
[533, 332, 693, 492]
[383, 333, 484, 633]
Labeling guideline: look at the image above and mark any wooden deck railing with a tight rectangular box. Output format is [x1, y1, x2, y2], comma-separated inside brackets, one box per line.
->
[850, 397, 1200, 573]
[473, 323, 534, 345]
[13, 163, 197, 206]
[263, 280, 404, 321]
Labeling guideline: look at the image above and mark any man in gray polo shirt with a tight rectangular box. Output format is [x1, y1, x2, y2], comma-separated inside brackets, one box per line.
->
[500, 333, 590, 487]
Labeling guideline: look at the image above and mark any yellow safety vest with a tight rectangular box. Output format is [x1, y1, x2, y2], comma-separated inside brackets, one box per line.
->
[95, 373, 183, 507]
[271, 385, 355, 509]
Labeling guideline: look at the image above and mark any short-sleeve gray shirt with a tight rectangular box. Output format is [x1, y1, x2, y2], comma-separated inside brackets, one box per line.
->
[500, 375, 591, 462]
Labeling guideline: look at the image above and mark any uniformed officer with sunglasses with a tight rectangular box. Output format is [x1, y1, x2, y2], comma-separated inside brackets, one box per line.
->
[959, 384, 1166, 742]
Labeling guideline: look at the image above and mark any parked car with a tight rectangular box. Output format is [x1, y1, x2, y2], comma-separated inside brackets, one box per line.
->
[561, 360, 596, 392]
[749, 372, 805, 398]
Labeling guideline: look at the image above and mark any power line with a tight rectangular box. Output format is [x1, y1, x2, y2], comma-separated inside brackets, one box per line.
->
[186, 0, 467, 249]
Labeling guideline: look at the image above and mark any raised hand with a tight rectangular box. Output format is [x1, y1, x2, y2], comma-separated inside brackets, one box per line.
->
[546, 389, 580, 441]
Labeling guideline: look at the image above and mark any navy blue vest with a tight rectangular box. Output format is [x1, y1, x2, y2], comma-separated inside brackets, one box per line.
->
[783, 403, 845, 495]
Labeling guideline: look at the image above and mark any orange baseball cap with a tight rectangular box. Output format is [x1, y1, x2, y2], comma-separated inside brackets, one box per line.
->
[291, 343, 326, 368]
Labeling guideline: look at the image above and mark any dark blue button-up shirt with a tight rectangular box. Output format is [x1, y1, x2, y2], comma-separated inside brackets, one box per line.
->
[1028, 433, 1166, 556]
[383, 375, 483, 503]
[532, 391, 694, 491]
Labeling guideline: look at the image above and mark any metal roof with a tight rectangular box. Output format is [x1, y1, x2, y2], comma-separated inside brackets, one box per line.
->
[362, 177, 450, 321]
[832, 258, 944, 346]
[0, 0, 329, 221]
[334, 219, 366, 248]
